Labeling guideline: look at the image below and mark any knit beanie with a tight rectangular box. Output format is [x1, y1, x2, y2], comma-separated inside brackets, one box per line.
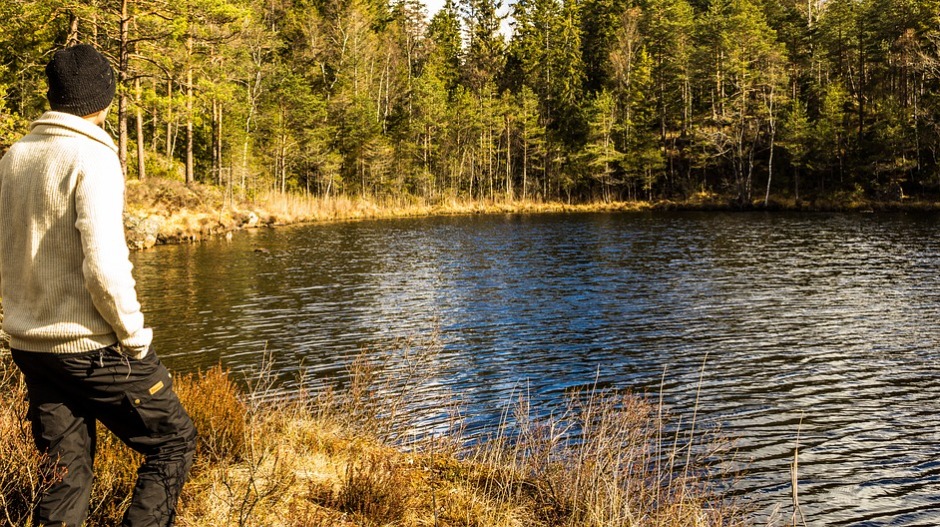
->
[45, 44, 116, 117]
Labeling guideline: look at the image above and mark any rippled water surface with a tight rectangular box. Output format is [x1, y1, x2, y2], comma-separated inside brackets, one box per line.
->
[131, 211, 940, 525]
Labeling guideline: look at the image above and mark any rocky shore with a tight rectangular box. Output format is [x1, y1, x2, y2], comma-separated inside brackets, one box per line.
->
[123, 179, 265, 249]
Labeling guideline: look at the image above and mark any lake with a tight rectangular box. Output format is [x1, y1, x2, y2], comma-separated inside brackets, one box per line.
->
[130, 211, 940, 525]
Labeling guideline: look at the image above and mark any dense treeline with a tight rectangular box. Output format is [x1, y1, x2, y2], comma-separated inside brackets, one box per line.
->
[2, 0, 940, 205]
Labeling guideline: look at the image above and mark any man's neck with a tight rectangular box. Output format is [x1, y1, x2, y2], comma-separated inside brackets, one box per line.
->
[82, 107, 109, 127]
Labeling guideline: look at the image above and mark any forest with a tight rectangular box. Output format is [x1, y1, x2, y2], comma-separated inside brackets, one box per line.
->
[2, 0, 940, 206]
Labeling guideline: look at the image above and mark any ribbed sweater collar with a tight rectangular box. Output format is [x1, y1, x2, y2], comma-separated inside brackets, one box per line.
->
[29, 111, 117, 154]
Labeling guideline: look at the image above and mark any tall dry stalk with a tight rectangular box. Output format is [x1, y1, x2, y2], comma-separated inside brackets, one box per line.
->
[791, 413, 807, 527]
[195, 349, 296, 527]
[463, 380, 740, 527]
[330, 336, 448, 444]
[0, 354, 55, 526]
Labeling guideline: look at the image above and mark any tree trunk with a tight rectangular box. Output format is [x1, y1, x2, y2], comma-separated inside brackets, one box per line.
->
[117, 0, 130, 176]
[185, 28, 194, 185]
[211, 99, 220, 184]
[765, 94, 776, 207]
[151, 77, 158, 153]
[795, 167, 801, 204]
[216, 101, 224, 186]
[166, 78, 173, 173]
[67, 11, 80, 46]
[505, 116, 512, 201]
[522, 138, 528, 202]
[136, 77, 145, 180]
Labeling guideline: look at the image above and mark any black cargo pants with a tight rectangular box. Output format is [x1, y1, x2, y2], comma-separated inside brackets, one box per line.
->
[11, 345, 197, 527]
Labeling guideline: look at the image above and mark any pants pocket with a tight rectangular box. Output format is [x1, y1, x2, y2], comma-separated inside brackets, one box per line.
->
[123, 368, 180, 436]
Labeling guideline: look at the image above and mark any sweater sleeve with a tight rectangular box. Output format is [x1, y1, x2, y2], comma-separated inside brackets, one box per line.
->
[74, 151, 152, 357]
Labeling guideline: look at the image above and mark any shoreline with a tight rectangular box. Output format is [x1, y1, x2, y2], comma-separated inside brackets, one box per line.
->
[124, 179, 940, 249]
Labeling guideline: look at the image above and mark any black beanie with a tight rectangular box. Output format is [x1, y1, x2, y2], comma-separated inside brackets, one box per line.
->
[45, 44, 116, 117]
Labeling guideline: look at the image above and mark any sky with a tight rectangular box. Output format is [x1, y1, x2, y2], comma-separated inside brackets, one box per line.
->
[422, 0, 446, 16]
[419, 0, 515, 37]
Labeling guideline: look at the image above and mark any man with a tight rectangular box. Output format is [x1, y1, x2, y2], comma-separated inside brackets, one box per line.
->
[0, 44, 196, 527]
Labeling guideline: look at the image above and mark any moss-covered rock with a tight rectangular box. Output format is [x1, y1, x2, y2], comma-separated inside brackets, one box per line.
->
[124, 212, 165, 250]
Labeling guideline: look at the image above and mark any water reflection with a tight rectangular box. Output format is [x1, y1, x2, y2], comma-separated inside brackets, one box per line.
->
[131, 212, 940, 525]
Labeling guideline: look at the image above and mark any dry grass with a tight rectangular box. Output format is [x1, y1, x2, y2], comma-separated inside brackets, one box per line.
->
[0, 355, 51, 527]
[174, 365, 249, 465]
[462, 389, 735, 527]
[1, 342, 750, 527]
[210, 189, 654, 227]
[123, 178, 657, 248]
[122, 176, 940, 250]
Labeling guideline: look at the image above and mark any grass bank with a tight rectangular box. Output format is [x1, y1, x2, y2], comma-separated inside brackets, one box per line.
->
[124, 178, 940, 249]
[0, 342, 749, 527]
[123, 179, 656, 249]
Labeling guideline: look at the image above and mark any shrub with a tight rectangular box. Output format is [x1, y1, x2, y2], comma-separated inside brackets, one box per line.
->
[334, 452, 412, 526]
[175, 365, 249, 464]
[0, 357, 252, 526]
[0, 355, 51, 526]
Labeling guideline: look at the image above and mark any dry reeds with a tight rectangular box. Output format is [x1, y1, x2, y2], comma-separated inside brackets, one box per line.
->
[1, 342, 747, 527]
[453, 386, 735, 527]
[250, 191, 653, 226]
[124, 177, 658, 249]
[0, 354, 50, 527]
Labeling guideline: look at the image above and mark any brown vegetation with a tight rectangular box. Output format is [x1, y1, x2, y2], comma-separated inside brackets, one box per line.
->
[123, 178, 656, 249]
[0, 339, 751, 527]
[124, 177, 940, 250]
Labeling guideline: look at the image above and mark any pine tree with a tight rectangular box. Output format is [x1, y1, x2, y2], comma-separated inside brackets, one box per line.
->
[642, 0, 695, 191]
[695, 0, 788, 202]
[426, 0, 462, 95]
[582, 89, 624, 201]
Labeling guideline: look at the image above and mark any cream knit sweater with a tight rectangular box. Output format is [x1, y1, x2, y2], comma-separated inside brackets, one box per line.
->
[0, 111, 152, 356]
